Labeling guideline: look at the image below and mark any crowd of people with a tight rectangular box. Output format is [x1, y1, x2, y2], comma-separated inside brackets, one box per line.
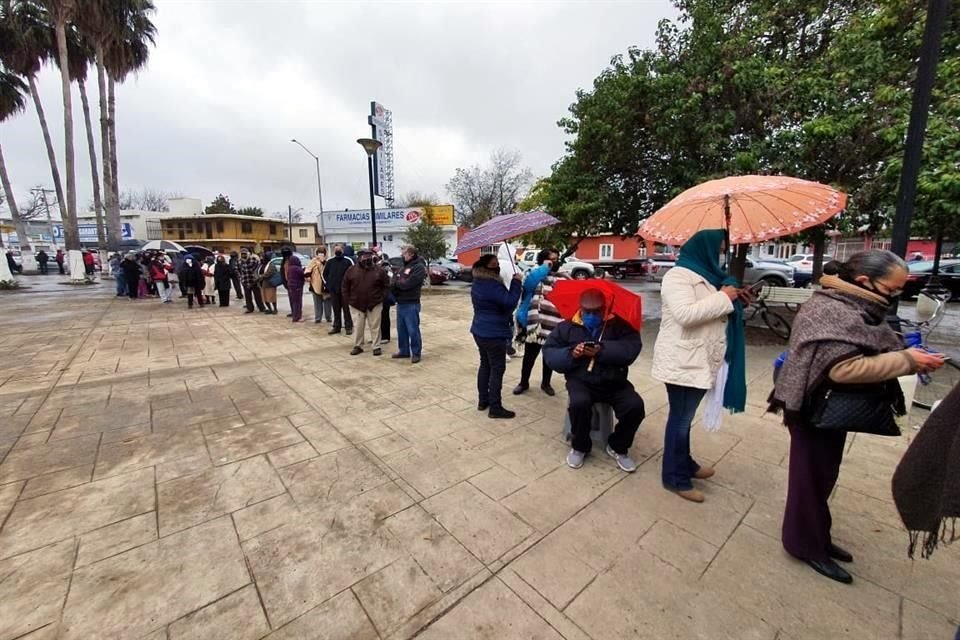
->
[108, 243, 429, 362]
[469, 232, 950, 586]
[94, 232, 954, 585]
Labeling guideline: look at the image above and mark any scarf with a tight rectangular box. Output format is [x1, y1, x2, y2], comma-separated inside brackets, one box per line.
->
[676, 229, 746, 413]
[893, 382, 960, 558]
[769, 275, 903, 427]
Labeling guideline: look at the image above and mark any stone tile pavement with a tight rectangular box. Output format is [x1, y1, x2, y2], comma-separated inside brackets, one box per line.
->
[0, 281, 957, 639]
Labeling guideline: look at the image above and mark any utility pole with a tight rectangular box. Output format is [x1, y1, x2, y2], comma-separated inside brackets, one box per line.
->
[32, 187, 56, 246]
[889, 0, 950, 259]
[288, 205, 293, 244]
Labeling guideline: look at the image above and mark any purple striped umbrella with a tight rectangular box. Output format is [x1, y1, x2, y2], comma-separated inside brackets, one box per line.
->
[454, 211, 560, 255]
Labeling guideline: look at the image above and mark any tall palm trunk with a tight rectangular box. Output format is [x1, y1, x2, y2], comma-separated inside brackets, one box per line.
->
[108, 76, 119, 243]
[78, 77, 105, 248]
[96, 54, 117, 250]
[0, 143, 28, 275]
[27, 75, 66, 222]
[0, 148, 12, 282]
[54, 11, 82, 282]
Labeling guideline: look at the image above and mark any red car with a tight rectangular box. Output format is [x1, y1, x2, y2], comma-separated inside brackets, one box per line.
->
[428, 264, 449, 285]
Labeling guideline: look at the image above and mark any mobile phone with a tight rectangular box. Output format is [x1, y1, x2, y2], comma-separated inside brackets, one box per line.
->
[583, 341, 598, 348]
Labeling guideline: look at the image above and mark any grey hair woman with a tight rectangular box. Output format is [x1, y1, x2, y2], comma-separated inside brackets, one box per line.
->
[769, 249, 946, 584]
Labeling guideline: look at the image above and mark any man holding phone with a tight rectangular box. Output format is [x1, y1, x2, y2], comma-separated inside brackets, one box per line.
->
[543, 289, 646, 472]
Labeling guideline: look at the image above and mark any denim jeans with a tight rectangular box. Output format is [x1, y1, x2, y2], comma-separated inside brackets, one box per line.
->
[662, 384, 708, 490]
[115, 273, 127, 296]
[396, 303, 422, 356]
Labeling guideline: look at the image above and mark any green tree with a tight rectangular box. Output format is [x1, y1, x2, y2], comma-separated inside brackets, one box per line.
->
[404, 215, 448, 262]
[236, 206, 264, 217]
[204, 194, 236, 215]
[539, 0, 959, 261]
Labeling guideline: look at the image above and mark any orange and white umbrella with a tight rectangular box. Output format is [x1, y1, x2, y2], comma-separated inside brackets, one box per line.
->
[638, 175, 847, 246]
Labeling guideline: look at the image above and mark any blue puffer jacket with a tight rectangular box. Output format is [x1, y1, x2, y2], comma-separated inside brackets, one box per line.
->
[471, 266, 522, 339]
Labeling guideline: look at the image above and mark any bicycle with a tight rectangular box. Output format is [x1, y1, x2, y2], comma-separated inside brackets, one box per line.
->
[744, 285, 792, 340]
[895, 291, 960, 411]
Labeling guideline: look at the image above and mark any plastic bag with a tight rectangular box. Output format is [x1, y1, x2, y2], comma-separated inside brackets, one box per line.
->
[702, 362, 729, 432]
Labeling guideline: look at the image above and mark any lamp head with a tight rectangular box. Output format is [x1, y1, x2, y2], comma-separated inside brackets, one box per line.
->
[357, 138, 383, 156]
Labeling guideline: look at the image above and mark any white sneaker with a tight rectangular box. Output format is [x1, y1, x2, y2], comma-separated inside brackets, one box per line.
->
[566, 449, 585, 469]
[605, 444, 637, 473]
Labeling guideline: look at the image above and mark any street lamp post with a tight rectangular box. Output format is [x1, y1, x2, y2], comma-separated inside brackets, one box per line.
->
[290, 139, 326, 247]
[357, 138, 383, 249]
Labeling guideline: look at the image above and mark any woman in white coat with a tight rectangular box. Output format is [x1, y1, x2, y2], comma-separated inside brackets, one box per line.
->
[652, 230, 748, 503]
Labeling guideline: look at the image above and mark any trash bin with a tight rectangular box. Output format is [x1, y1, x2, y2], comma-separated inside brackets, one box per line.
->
[562, 403, 614, 444]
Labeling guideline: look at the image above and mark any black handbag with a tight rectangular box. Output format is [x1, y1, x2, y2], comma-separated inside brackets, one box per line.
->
[811, 383, 902, 437]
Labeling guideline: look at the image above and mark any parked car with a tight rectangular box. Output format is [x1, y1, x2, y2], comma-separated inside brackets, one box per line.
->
[903, 259, 960, 300]
[557, 256, 597, 280]
[430, 256, 463, 280]
[785, 253, 833, 287]
[649, 254, 677, 282]
[743, 257, 795, 287]
[427, 264, 449, 285]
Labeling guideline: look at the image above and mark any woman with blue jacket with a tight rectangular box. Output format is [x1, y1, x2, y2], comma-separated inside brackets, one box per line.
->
[471, 254, 523, 419]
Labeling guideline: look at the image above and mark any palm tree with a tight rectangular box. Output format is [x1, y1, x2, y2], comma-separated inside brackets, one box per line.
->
[43, 0, 82, 280]
[0, 66, 27, 282]
[54, 22, 106, 247]
[76, 0, 155, 250]
[0, 0, 67, 234]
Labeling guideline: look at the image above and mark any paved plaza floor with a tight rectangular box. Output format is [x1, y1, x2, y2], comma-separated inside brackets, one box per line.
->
[0, 280, 957, 639]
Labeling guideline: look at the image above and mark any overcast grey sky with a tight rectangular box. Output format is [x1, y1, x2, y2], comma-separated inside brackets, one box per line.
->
[3, 0, 677, 218]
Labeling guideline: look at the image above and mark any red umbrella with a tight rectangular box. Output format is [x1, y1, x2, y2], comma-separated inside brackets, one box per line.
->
[546, 279, 643, 331]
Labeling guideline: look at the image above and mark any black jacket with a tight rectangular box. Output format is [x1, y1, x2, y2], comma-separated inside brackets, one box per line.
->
[120, 259, 141, 280]
[179, 262, 205, 290]
[214, 262, 231, 285]
[392, 256, 427, 304]
[322, 255, 353, 293]
[543, 317, 642, 384]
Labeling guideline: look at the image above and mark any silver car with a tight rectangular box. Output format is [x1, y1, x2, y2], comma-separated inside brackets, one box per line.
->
[743, 257, 795, 287]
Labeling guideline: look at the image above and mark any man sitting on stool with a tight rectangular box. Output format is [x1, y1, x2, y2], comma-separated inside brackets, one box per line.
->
[543, 289, 645, 472]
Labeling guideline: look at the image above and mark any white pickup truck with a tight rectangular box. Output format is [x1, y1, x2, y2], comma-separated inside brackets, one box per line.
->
[518, 250, 597, 279]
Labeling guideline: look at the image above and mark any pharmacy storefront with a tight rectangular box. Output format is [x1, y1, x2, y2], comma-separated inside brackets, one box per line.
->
[321, 205, 457, 258]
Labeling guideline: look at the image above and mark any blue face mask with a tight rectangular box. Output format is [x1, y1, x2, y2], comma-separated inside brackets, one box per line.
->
[582, 311, 603, 333]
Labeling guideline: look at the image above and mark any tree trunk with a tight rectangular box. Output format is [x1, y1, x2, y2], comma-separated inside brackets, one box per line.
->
[79, 77, 105, 249]
[108, 77, 120, 248]
[811, 228, 826, 285]
[730, 244, 749, 283]
[0, 143, 25, 280]
[27, 75, 67, 223]
[55, 15, 83, 281]
[96, 55, 118, 250]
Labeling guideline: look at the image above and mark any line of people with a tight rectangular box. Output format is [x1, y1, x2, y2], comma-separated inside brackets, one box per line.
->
[471, 232, 944, 586]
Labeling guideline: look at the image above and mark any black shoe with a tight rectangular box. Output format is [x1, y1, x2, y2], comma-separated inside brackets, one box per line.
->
[345, 329, 353, 336]
[244, 309, 253, 314]
[828, 544, 853, 563]
[806, 559, 853, 584]
[392, 352, 410, 359]
[488, 406, 516, 419]
[315, 319, 323, 323]
[478, 402, 489, 411]
[411, 355, 421, 364]
[372, 348, 382, 356]
[513, 383, 529, 396]
[328, 329, 341, 335]
[540, 384, 556, 397]
[286, 313, 292, 317]
[350, 347, 363, 356]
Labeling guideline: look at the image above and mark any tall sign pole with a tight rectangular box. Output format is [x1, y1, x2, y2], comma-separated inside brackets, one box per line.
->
[889, 0, 950, 259]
